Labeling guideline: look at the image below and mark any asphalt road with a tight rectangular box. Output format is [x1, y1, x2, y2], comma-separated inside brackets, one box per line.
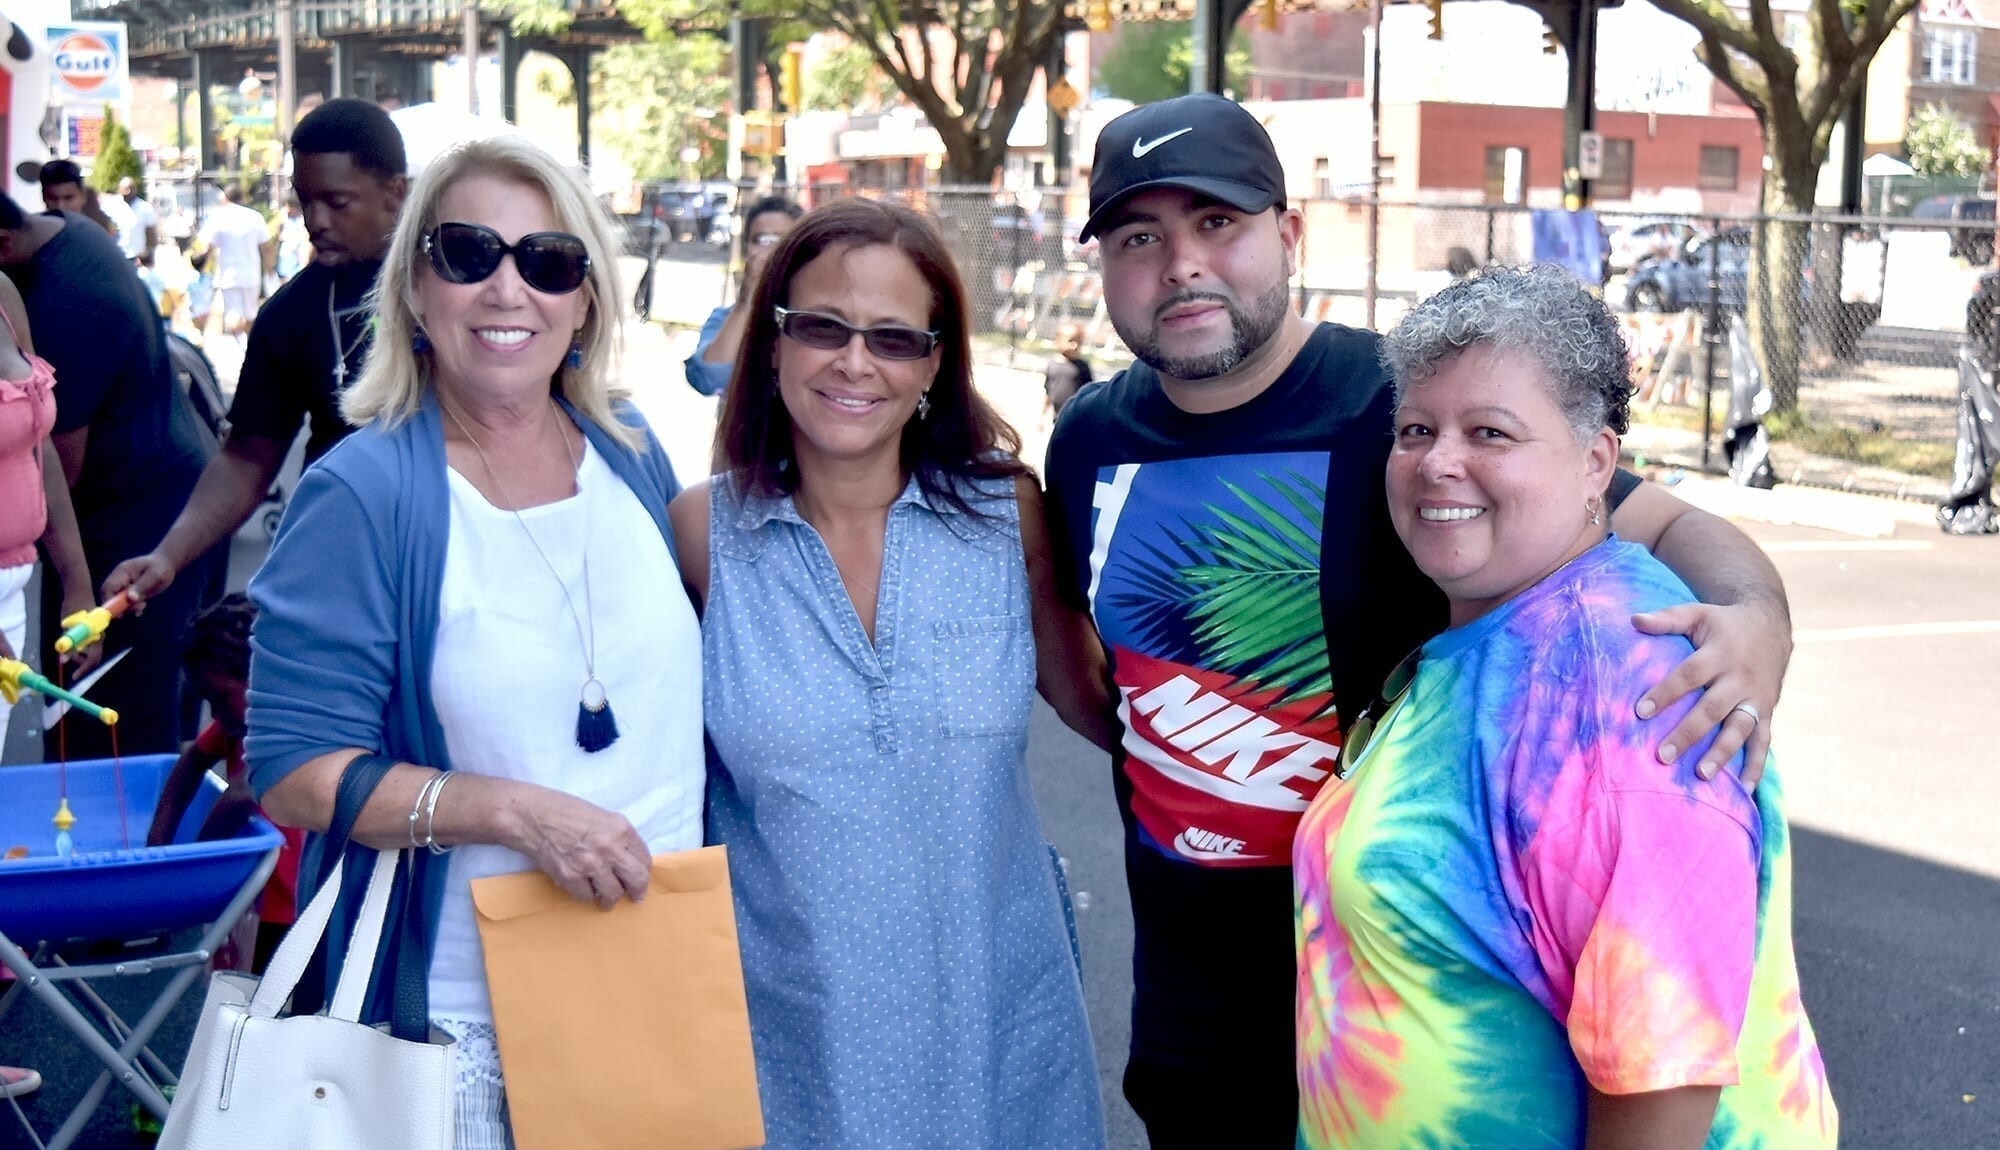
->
[3, 315, 1996, 1148]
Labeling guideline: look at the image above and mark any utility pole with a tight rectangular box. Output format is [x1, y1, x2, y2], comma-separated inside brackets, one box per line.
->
[1365, 0, 1383, 329]
[1189, 0, 1226, 93]
[1560, 0, 1600, 209]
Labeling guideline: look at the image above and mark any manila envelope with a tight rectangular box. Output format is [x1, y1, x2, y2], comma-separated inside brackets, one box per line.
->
[471, 845, 764, 1150]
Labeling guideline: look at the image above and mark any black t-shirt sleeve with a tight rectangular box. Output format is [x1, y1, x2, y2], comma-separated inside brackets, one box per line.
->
[226, 303, 307, 445]
[1042, 394, 1100, 611]
[41, 298, 130, 436]
[1607, 466, 1641, 511]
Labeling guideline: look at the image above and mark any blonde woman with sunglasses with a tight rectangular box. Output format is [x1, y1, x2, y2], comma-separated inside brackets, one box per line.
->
[246, 137, 702, 1148]
[668, 198, 1110, 1149]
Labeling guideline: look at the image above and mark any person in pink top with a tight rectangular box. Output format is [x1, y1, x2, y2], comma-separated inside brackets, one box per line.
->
[0, 270, 96, 1101]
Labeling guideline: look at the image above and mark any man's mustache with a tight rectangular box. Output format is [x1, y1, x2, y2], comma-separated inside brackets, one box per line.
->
[1153, 291, 1235, 325]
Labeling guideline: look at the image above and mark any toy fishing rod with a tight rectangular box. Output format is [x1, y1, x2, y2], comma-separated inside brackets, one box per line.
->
[54, 590, 133, 655]
[0, 658, 120, 726]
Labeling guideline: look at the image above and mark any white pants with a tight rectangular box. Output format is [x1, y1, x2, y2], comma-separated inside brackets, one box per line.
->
[1, 561, 32, 740]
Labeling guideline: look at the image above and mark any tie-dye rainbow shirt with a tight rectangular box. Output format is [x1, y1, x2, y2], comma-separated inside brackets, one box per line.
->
[1294, 540, 1837, 1149]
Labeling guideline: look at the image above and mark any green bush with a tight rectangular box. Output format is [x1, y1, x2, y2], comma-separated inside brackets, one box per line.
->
[87, 106, 144, 198]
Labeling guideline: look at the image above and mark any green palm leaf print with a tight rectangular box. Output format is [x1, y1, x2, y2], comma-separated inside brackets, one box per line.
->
[1123, 470, 1331, 714]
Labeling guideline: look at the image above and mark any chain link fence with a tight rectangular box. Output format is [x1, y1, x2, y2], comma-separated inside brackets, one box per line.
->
[643, 184, 1988, 494]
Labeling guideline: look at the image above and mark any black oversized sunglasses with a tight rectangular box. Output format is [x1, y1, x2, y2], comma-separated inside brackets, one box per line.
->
[774, 306, 939, 361]
[423, 222, 591, 295]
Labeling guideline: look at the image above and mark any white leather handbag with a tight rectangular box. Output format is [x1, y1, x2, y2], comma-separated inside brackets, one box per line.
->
[157, 848, 456, 1150]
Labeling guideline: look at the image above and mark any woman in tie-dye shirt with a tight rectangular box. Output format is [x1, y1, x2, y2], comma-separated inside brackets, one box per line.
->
[1294, 266, 1837, 1149]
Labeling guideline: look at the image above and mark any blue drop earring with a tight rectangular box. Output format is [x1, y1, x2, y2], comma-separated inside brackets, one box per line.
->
[412, 327, 431, 355]
[565, 338, 584, 369]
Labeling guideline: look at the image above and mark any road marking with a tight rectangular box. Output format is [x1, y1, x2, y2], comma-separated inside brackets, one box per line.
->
[1761, 540, 1934, 553]
[1795, 619, 2000, 643]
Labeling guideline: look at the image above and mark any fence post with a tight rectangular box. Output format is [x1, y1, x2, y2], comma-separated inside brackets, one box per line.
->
[1009, 192, 1022, 366]
[1484, 209, 1495, 266]
[1701, 215, 1721, 471]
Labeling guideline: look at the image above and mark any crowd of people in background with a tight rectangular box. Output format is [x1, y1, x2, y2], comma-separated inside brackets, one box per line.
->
[0, 90, 1838, 1150]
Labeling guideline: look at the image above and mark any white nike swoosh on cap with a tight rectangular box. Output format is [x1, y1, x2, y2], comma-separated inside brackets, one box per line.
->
[1132, 127, 1194, 158]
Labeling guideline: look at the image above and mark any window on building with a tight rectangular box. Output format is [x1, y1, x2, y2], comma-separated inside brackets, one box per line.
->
[1698, 145, 1739, 190]
[1596, 138, 1634, 200]
[1926, 28, 1977, 85]
[1484, 145, 1528, 204]
[1315, 157, 1333, 198]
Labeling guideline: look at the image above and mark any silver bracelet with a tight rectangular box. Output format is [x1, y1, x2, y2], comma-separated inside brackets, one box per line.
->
[409, 771, 445, 850]
[422, 771, 455, 855]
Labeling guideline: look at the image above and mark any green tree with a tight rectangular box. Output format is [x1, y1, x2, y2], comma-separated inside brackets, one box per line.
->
[88, 106, 144, 197]
[1905, 101, 1992, 178]
[616, 0, 1064, 185]
[592, 40, 733, 181]
[1095, 21, 1250, 104]
[1631, 0, 1922, 410]
[804, 42, 898, 112]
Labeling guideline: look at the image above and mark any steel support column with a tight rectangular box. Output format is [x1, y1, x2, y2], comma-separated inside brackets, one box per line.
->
[565, 48, 593, 167]
[498, 27, 522, 123]
[192, 49, 218, 170]
[329, 37, 351, 99]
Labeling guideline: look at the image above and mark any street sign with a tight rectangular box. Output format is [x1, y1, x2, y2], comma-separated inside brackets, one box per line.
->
[1047, 77, 1079, 117]
[1578, 130, 1604, 180]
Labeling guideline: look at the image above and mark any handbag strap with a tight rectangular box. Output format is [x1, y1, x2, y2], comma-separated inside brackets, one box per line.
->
[270, 753, 433, 1041]
[327, 849, 403, 1022]
[246, 847, 353, 1017]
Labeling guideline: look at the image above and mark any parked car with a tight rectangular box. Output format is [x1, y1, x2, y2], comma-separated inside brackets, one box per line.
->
[639, 183, 731, 247]
[1950, 197, 1994, 264]
[1625, 228, 1753, 312]
[1606, 219, 1702, 274]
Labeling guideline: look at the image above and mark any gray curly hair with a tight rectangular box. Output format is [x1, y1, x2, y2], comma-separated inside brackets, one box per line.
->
[1380, 264, 1631, 440]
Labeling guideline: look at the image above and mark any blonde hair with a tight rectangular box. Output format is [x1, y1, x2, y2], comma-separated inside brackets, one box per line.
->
[341, 135, 638, 451]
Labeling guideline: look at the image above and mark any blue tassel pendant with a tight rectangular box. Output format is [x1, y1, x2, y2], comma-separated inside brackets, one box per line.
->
[576, 677, 619, 753]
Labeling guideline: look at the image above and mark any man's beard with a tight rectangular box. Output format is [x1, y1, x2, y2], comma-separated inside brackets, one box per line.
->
[1124, 279, 1292, 380]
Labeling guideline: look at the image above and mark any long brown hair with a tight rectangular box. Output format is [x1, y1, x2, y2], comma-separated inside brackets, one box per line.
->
[714, 198, 1025, 517]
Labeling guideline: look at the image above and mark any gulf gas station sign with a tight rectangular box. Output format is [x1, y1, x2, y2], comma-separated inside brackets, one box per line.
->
[47, 22, 127, 104]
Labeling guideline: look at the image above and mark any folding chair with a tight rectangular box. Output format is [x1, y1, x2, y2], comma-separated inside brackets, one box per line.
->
[0, 755, 282, 1150]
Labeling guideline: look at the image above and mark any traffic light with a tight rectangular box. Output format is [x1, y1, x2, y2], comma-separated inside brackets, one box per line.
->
[780, 47, 803, 111]
[1260, 0, 1279, 31]
[1086, 0, 1113, 32]
[1543, 26, 1560, 53]
[1426, 0, 1443, 40]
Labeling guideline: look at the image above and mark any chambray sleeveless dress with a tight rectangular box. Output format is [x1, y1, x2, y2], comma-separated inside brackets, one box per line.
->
[702, 472, 1106, 1150]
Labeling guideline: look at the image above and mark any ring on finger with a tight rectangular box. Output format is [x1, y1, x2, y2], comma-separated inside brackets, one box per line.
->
[1729, 701, 1761, 725]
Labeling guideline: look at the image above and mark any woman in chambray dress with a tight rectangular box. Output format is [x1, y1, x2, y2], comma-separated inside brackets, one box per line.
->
[669, 200, 1110, 1149]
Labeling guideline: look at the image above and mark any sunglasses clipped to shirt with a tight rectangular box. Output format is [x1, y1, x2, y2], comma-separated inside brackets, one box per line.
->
[774, 306, 939, 361]
[423, 222, 592, 295]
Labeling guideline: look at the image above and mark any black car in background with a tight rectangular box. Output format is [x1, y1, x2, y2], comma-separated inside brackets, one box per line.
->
[1911, 194, 1995, 263]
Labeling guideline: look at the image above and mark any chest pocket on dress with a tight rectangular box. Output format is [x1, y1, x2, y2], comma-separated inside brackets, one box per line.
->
[931, 614, 1034, 737]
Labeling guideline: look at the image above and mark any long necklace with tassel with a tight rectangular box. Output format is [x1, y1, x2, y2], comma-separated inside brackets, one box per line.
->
[446, 399, 620, 753]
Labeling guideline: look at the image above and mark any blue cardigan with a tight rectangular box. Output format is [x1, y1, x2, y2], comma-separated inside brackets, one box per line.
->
[245, 392, 682, 1026]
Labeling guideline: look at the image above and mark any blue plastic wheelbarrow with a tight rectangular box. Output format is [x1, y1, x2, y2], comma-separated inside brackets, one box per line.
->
[0, 755, 282, 1150]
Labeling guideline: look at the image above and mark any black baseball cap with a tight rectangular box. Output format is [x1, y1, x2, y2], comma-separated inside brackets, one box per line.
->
[1079, 93, 1286, 243]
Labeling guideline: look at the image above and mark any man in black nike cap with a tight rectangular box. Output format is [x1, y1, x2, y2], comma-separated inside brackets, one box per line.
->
[1041, 92, 1796, 1146]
